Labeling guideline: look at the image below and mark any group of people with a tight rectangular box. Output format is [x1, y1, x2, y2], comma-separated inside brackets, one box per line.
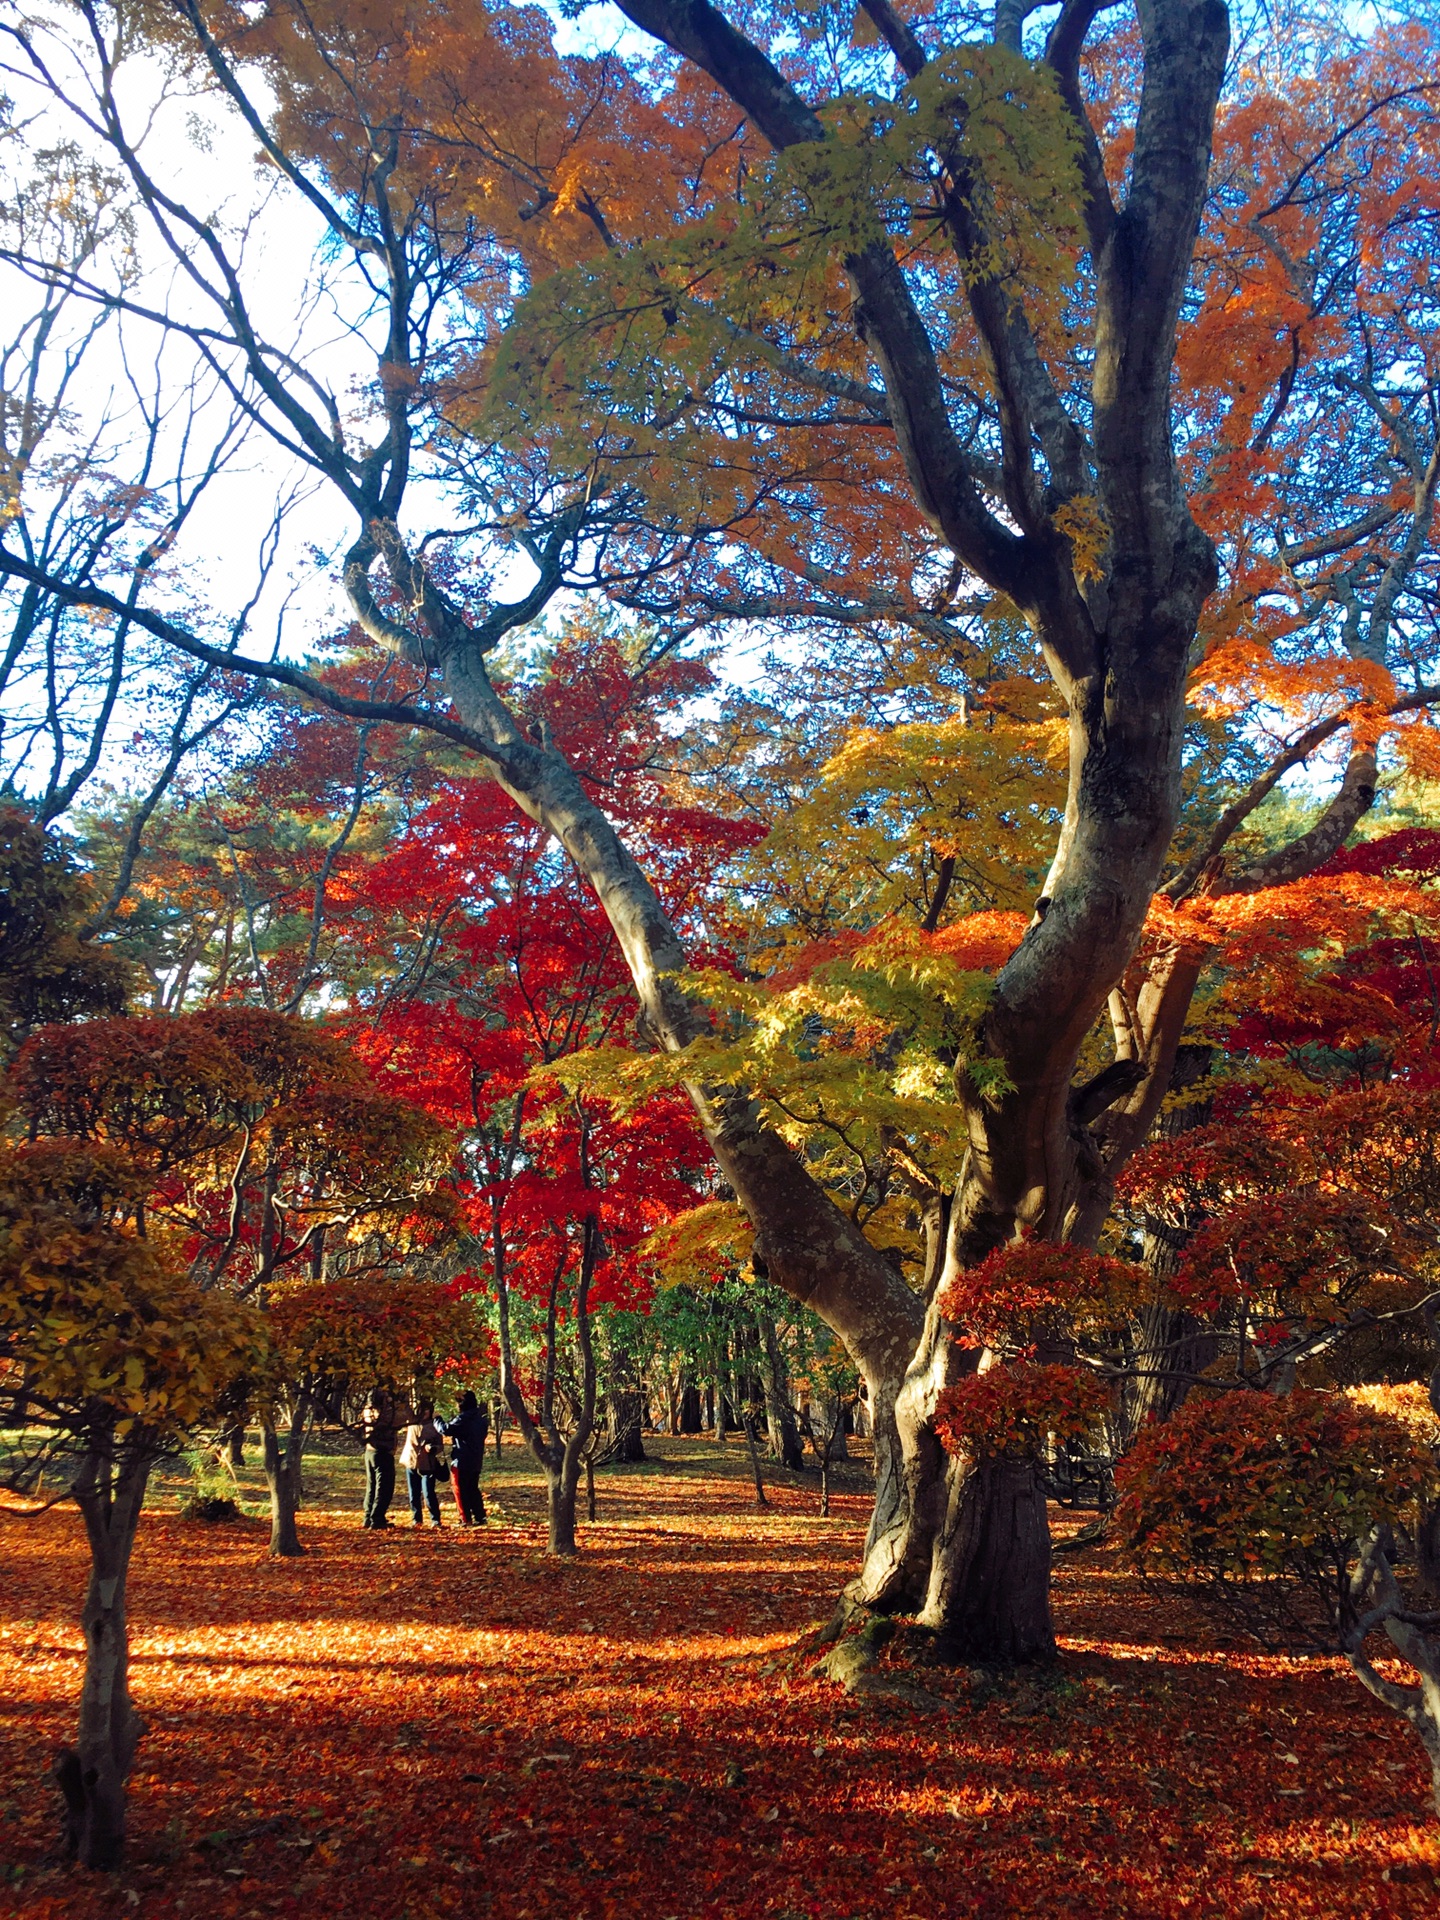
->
[359, 1389, 491, 1530]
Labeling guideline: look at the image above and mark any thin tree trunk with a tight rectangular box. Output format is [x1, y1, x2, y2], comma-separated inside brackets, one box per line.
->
[757, 1308, 806, 1468]
[262, 1413, 306, 1558]
[61, 1448, 151, 1869]
[585, 1455, 597, 1522]
[498, 1215, 600, 1559]
[741, 1413, 769, 1508]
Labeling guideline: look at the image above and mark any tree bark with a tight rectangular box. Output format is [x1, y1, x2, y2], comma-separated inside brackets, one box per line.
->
[741, 1412, 769, 1507]
[608, 1384, 647, 1462]
[62, 1449, 151, 1869]
[756, 1306, 805, 1468]
[1115, 1043, 1220, 1441]
[262, 1414, 307, 1558]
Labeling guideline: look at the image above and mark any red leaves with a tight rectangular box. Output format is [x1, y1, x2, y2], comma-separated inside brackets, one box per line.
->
[937, 1242, 1150, 1351]
[935, 1363, 1110, 1461]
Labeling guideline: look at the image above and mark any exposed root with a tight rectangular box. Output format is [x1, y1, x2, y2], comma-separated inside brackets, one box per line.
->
[809, 1616, 947, 1713]
[1053, 1517, 1110, 1554]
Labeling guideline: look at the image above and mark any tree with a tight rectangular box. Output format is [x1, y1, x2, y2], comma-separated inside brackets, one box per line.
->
[0, 804, 129, 1060]
[4, 0, 1439, 1659]
[8, 1004, 457, 1553]
[0, 1138, 268, 1868]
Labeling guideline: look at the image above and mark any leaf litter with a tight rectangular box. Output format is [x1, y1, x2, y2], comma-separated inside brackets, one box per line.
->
[1, 1441, 1438, 1917]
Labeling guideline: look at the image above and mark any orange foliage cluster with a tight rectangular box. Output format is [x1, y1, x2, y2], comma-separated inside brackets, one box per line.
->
[4, 1457, 1440, 1917]
[1116, 1390, 1430, 1583]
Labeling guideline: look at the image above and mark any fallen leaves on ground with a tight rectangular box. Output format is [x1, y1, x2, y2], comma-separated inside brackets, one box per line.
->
[1, 1438, 1438, 1918]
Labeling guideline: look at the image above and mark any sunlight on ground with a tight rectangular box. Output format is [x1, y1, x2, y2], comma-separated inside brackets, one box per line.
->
[3, 1438, 1439, 1918]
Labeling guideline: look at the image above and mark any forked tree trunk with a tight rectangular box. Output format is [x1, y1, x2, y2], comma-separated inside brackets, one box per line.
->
[547, 1447, 584, 1555]
[61, 1450, 151, 1869]
[847, 1325, 1057, 1662]
[262, 1414, 307, 1557]
[496, 1215, 599, 1559]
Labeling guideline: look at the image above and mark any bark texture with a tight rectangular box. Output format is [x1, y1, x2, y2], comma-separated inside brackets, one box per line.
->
[62, 1452, 150, 1869]
[262, 1415, 307, 1558]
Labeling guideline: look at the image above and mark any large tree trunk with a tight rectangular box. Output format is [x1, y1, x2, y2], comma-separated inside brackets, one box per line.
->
[62, 1449, 151, 1869]
[262, 1415, 306, 1558]
[842, 1319, 1058, 1662]
[609, 1392, 647, 1462]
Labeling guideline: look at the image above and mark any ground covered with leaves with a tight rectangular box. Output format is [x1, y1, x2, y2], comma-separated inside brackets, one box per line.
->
[2, 1437, 1439, 1918]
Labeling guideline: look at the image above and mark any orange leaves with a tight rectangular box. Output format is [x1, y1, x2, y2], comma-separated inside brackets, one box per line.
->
[1115, 1387, 1433, 1609]
[1173, 1191, 1403, 1321]
[6, 1005, 457, 1309]
[928, 910, 1030, 972]
[267, 1275, 488, 1395]
[1189, 642, 1395, 735]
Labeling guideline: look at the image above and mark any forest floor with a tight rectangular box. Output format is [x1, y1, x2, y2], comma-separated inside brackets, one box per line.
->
[2, 1435, 1439, 1919]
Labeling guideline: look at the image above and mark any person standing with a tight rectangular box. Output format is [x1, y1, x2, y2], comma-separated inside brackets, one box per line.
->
[360, 1391, 398, 1530]
[399, 1402, 446, 1528]
[441, 1391, 490, 1526]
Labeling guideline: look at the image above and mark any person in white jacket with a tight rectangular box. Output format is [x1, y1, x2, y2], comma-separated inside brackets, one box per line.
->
[398, 1402, 447, 1527]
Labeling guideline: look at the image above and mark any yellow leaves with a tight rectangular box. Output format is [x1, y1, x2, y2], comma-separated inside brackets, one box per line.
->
[902, 44, 1085, 299]
[1052, 494, 1109, 584]
[637, 1201, 754, 1291]
[265, 1276, 487, 1397]
[745, 703, 1064, 938]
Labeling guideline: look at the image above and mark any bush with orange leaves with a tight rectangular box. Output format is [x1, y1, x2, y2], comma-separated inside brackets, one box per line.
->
[1114, 1387, 1433, 1647]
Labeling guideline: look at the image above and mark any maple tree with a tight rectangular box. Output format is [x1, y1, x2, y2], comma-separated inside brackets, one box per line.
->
[0, 820, 269, 1868]
[1, 0, 1438, 1662]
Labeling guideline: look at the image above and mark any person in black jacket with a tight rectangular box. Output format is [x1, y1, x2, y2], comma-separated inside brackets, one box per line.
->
[440, 1390, 490, 1526]
[359, 1391, 398, 1529]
